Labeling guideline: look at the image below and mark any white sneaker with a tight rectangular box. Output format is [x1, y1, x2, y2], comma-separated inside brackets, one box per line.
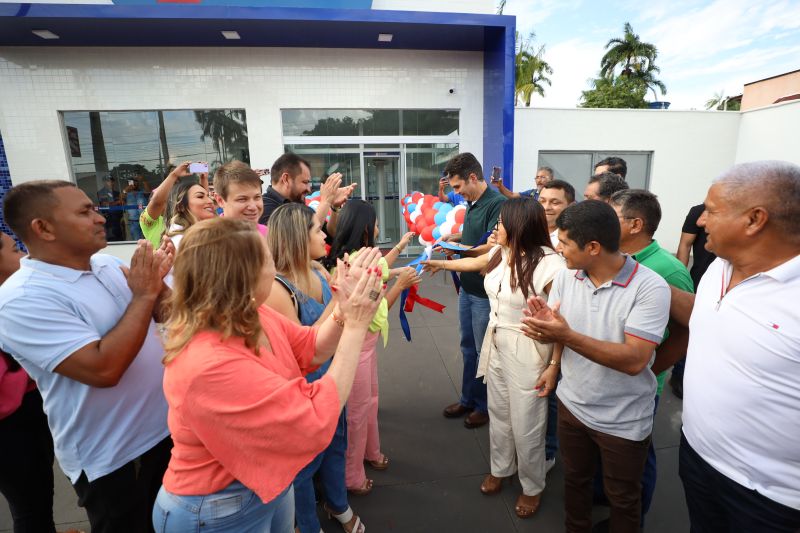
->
[545, 458, 556, 474]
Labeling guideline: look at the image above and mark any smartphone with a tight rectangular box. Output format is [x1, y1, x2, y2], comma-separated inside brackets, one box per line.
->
[491, 166, 501, 182]
[189, 162, 209, 174]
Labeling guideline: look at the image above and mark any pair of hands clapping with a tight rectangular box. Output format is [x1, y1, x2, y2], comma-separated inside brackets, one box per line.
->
[121, 238, 176, 300]
[522, 296, 571, 399]
[330, 247, 387, 329]
[320, 173, 358, 208]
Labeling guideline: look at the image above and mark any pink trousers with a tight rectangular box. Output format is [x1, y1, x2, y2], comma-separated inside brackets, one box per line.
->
[344, 331, 382, 489]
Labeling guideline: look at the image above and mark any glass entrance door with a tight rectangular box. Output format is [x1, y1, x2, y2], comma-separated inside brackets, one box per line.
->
[364, 153, 401, 246]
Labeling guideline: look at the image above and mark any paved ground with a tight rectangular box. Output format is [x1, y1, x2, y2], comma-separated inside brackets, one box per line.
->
[0, 267, 689, 532]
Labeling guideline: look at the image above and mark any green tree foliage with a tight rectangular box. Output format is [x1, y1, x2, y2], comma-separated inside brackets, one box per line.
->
[515, 32, 553, 107]
[580, 76, 649, 109]
[705, 91, 741, 111]
[581, 22, 667, 108]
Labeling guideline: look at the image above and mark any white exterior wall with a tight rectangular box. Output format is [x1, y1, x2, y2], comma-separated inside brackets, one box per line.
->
[0, 46, 483, 180]
[735, 101, 800, 166]
[0, 46, 483, 258]
[513, 108, 742, 251]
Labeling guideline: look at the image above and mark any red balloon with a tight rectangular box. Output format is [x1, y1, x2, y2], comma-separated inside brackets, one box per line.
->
[411, 192, 424, 204]
[424, 208, 437, 225]
[415, 217, 428, 234]
[420, 225, 435, 243]
[454, 209, 465, 224]
[450, 223, 460, 235]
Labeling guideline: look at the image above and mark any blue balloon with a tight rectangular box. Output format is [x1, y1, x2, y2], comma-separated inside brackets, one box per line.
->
[404, 196, 412, 205]
[433, 201, 444, 210]
[434, 211, 447, 225]
[439, 203, 453, 214]
[407, 203, 417, 213]
[432, 227, 442, 241]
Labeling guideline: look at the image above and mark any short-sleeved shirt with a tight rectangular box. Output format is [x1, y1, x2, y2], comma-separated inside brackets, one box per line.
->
[551, 256, 670, 441]
[447, 191, 468, 207]
[682, 204, 716, 289]
[162, 305, 340, 504]
[631, 239, 695, 395]
[139, 209, 165, 248]
[0, 255, 169, 483]
[683, 255, 800, 510]
[260, 186, 291, 226]
[460, 185, 505, 297]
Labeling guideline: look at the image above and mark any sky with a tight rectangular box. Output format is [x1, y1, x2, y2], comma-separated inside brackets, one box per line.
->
[502, 0, 800, 109]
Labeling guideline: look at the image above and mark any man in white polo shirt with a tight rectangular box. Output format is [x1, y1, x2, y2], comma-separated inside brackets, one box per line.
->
[0, 181, 172, 533]
[664, 161, 800, 532]
[521, 200, 670, 533]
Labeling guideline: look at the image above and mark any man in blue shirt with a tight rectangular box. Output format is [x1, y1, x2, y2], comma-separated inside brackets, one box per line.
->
[494, 167, 554, 201]
[438, 174, 468, 206]
[0, 180, 172, 533]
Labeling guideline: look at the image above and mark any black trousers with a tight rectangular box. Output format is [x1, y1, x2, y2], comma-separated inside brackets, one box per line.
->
[0, 389, 57, 533]
[73, 435, 172, 533]
[679, 432, 800, 533]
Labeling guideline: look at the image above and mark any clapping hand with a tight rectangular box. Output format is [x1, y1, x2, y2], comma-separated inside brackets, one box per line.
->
[334, 247, 382, 301]
[121, 240, 168, 300]
[334, 259, 386, 329]
[156, 236, 175, 280]
[520, 297, 570, 344]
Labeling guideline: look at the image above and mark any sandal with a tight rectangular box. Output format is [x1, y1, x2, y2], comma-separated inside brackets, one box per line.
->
[479, 474, 508, 495]
[515, 493, 541, 519]
[365, 454, 389, 471]
[324, 502, 366, 533]
[347, 478, 374, 496]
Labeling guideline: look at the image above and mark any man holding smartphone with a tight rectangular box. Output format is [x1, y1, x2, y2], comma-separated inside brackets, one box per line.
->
[438, 172, 468, 206]
[495, 167, 554, 201]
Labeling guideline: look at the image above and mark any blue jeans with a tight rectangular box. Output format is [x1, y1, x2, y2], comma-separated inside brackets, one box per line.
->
[152, 482, 293, 533]
[458, 290, 490, 414]
[680, 432, 800, 533]
[671, 357, 686, 382]
[293, 410, 349, 533]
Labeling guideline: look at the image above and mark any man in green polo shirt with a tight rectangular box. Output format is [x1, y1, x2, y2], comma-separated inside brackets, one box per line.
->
[606, 188, 694, 529]
[440, 152, 505, 429]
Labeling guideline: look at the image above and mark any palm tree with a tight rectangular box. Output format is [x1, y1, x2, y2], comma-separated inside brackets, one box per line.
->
[515, 32, 553, 106]
[705, 91, 739, 111]
[633, 64, 667, 100]
[600, 22, 658, 79]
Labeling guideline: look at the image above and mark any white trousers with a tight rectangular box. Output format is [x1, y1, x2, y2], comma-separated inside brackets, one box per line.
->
[487, 328, 549, 496]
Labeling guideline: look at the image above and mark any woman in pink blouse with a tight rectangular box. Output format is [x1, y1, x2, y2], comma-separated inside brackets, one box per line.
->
[153, 217, 385, 533]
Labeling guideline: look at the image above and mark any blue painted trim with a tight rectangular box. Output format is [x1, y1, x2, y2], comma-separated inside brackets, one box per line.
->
[482, 19, 515, 188]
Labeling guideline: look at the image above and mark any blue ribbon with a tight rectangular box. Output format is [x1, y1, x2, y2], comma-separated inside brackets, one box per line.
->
[399, 249, 430, 342]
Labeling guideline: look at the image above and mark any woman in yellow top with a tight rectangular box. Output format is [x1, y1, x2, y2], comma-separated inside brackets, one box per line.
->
[323, 199, 419, 495]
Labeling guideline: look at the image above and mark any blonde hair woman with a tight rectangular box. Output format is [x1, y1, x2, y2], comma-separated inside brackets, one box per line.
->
[266, 203, 363, 533]
[153, 217, 385, 533]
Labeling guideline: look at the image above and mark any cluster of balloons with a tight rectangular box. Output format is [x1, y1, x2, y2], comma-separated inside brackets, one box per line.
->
[401, 192, 466, 246]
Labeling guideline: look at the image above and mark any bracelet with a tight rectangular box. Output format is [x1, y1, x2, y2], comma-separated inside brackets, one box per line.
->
[331, 312, 345, 328]
[330, 204, 341, 213]
[548, 359, 560, 366]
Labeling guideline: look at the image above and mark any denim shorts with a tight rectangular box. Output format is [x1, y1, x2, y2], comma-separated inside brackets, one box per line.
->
[152, 481, 294, 533]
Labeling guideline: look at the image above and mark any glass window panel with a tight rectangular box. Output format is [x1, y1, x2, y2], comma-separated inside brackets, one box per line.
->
[537, 151, 652, 199]
[537, 152, 594, 198]
[63, 109, 248, 243]
[595, 152, 651, 189]
[282, 109, 399, 136]
[284, 148, 361, 193]
[406, 143, 459, 197]
[402, 110, 459, 136]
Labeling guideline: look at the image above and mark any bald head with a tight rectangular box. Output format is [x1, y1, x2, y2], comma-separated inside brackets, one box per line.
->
[714, 161, 800, 240]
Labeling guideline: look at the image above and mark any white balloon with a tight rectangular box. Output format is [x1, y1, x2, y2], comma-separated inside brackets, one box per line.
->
[410, 210, 422, 223]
